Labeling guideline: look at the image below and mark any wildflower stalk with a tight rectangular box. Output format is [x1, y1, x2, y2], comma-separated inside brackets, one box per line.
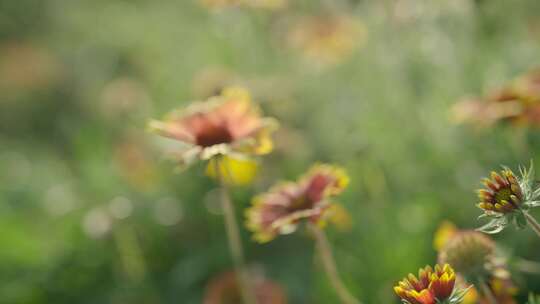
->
[309, 223, 361, 304]
[214, 157, 258, 304]
[479, 279, 497, 304]
[524, 211, 540, 239]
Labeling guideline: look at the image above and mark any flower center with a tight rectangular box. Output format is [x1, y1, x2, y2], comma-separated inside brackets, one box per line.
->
[196, 123, 233, 147]
[495, 187, 513, 203]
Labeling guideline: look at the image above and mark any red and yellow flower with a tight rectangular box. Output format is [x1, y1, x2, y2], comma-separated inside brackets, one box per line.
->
[477, 169, 523, 214]
[246, 164, 349, 243]
[475, 165, 540, 234]
[394, 264, 463, 304]
[148, 87, 278, 169]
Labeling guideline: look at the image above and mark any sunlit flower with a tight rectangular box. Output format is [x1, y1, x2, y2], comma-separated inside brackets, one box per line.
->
[246, 164, 349, 243]
[394, 264, 469, 304]
[452, 69, 540, 128]
[204, 271, 287, 304]
[475, 165, 540, 234]
[438, 231, 506, 282]
[287, 14, 367, 66]
[148, 87, 278, 169]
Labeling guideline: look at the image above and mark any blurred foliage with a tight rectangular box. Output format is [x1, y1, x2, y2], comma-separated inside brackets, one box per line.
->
[1, 0, 540, 303]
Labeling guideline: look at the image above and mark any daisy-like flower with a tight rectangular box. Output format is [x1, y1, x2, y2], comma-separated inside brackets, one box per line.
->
[287, 14, 367, 67]
[394, 264, 469, 304]
[475, 164, 540, 235]
[148, 87, 278, 170]
[246, 164, 349, 243]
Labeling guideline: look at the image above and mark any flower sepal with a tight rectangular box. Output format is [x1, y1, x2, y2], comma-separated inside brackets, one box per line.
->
[443, 285, 473, 304]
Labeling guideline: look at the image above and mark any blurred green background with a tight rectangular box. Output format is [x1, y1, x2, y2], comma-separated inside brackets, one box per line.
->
[1, 0, 540, 303]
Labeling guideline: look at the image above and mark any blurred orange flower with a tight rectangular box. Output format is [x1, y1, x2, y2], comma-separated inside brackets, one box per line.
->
[148, 87, 278, 168]
[287, 14, 367, 66]
[246, 164, 349, 243]
[451, 69, 540, 128]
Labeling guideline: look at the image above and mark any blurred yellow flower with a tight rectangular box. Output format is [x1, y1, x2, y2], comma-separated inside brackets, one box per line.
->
[287, 14, 367, 66]
[206, 155, 258, 186]
[433, 220, 458, 251]
[326, 203, 353, 232]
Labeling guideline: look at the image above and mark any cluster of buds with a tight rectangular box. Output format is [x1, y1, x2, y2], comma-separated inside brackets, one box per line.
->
[476, 165, 540, 234]
[394, 264, 470, 304]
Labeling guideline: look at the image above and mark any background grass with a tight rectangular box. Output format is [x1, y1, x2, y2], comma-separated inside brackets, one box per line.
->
[1, 0, 540, 303]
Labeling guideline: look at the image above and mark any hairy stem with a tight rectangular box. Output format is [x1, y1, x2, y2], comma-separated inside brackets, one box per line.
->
[214, 157, 258, 304]
[309, 224, 361, 304]
[525, 212, 540, 239]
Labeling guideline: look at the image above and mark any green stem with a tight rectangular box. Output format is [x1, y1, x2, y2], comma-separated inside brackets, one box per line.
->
[309, 224, 361, 304]
[515, 258, 540, 275]
[113, 225, 147, 283]
[213, 157, 258, 304]
[525, 212, 540, 239]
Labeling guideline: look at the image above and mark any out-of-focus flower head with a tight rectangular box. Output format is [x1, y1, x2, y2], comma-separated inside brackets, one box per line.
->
[438, 230, 508, 283]
[199, 0, 286, 10]
[434, 223, 516, 304]
[394, 264, 469, 304]
[0, 41, 61, 96]
[148, 87, 278, 173]
[100, 77, 152, 120]
[433, 221, 459, 251]
[451, 69, 540, 128]
[475, 164, 540, 234]
[203, 271, 287, 304]
[287, 14, 367, 67]
[246, 164, 349, 243]
[113, 139, 159, 191]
